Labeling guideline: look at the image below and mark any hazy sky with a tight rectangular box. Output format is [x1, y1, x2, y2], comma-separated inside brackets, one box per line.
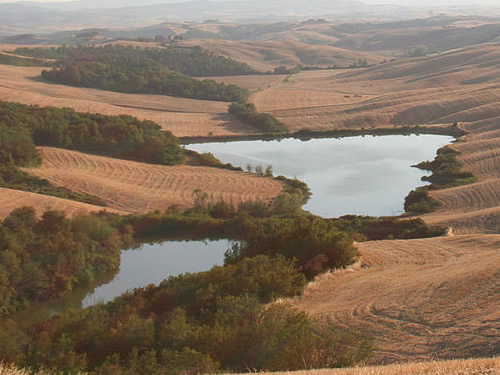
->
[0, 0, 498, 5]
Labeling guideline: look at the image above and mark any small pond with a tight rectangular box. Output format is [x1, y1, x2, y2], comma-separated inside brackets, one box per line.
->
[83, 239, 230, 307]
[187, 134, 453, 217]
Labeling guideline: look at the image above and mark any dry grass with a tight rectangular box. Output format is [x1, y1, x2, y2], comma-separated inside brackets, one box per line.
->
[0, 187, 123, 220]
[196, 74, 288, 90]
[232, 357, 500, 375]
[0, 65, 256, 137]
[250, 44, 500, 132]
[2, 358, 498, 375]
[25, 147, 283, 213]
[180, 39, 384, 72]
[292, 235, 500, 363]
[247, 43, 500, 234]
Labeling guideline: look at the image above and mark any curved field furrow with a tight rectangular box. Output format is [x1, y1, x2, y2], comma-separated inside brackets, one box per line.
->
[424, 207, 500, 234]
[429, 179, 500, 213]
[453, 138, 500, 179]
[293, 235, 500, 363]
[0, 187, 124, 219]
[26, 147, 283, 213]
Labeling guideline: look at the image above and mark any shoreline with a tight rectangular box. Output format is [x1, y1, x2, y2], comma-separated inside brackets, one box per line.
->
[179, 123, 464, 144]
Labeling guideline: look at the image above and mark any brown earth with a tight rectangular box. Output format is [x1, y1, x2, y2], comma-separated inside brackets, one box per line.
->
[293, 234, 500, 363]
[25, 147, 283, 214]
[0, 65, 256, 137]
[0, 187, 123, 220]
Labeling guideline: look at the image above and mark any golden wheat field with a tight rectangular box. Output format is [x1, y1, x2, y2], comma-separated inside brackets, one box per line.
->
[292, 234, 500, 363]
[25, 147, 283, 213]
[0, 187, 123, 219]
[0, 64, 256, 137]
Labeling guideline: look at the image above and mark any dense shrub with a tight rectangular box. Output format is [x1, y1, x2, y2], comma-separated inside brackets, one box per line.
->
[0, 208, 132, 315]
[415, 147, 477, 188]
[229, 101, 288, 134]
[0, 101, 184, 166]
[404, 188, 442, 214]
[19, 256, 373, 374]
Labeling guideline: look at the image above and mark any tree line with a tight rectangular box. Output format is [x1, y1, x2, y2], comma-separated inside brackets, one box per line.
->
[0, 101, 184, 166]
[36, 45, 251, 102]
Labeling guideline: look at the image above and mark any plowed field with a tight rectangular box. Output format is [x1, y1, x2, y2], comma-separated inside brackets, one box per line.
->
[0, 65, 255, 137]
[293, 234, 500, 363]
[26, 147, 283, 213]
[0, 187, 123, 219]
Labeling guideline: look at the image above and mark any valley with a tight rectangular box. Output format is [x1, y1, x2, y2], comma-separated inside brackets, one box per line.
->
[0, 7, 498, 374]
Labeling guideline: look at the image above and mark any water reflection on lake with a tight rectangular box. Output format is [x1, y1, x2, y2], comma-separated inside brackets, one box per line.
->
[83, 240, 230, 307]
[187, 135, 452, 217]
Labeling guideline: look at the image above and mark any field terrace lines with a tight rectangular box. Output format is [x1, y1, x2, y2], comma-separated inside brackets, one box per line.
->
[0, 65, 256, 137]
[25, 147, 283, 213]
[293, 235, 500, 363]
[0, 187, 124, 219]
[421, 120, 500, 234]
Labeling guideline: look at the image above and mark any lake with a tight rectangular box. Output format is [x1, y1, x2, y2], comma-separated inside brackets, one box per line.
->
[83, 239, 231, 307]
[186, 135, 453, 217]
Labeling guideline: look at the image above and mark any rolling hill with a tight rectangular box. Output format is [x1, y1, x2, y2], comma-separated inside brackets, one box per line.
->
[25, 147, 283, 213]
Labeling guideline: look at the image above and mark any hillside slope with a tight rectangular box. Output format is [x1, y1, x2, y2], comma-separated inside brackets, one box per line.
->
[293, 234, 500, 363]
[0, 187, 124, 219]
[25, 147, 283, 213]
[0, 65, 255, 137]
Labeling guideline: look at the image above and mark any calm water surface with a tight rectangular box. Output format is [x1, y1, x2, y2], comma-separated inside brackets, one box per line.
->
[83, 240, 230, 307]
[187, 135, 452, 217]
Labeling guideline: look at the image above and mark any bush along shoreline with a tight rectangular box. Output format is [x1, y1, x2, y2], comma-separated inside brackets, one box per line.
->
[0, 197, 445, 374]
[404, 144, 477, 215]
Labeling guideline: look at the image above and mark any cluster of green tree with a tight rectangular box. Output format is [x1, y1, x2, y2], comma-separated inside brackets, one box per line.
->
[332, 215, 444, 240]
[404, 145, 477, 214]
[404, 46, 428, 58]
[415, 147, 477, 188]
[0, 102, 184, 166]
[229, 102, 287, 134]
[35, 45, 250, 102]
[0, 117, 106, 205]
[182, 149, 242, 171]
[0, 207, 132, 316]
[404, 188, 442, 214]
[0, 53, 52, 67]
[15, 45, 256, 77]
[14, 255, 373, 374]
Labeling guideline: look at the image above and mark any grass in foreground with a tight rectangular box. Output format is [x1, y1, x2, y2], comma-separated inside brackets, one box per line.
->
[227, 357, 499, 375]
[2, 357, 496, 375]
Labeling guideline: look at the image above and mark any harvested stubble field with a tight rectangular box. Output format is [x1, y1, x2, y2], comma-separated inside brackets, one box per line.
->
[1, 358, 498, 375]
[25, 147, 283, 213]
[249, 43, 500, 234]
[0, 187, 123, 219]
[423, 123, 500, 234]
[250, 44, 500, 130]
[0, 65, 256, 137]
[292, 234, 500, 363]
[227, 357, 500, 375]
[180, 39, 384, 72]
